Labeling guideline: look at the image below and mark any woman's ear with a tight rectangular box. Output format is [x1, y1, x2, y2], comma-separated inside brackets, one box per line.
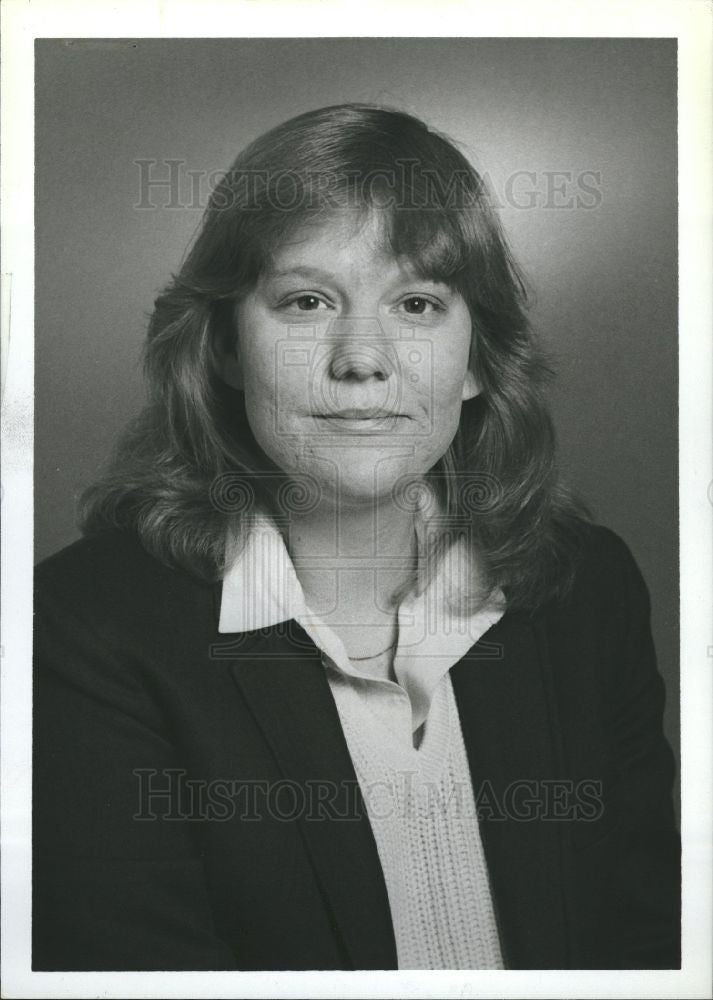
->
[462, 331, 481, 401]
[218, 333, 244, 391]
[461, 367, 481, 401]
[220, 352, 244, 391]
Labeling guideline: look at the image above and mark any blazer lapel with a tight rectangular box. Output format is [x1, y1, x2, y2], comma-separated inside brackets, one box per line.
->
[451, 611, 572, 969]
[225, 623, 398, 970]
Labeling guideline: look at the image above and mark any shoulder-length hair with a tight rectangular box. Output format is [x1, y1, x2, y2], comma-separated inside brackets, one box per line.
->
[80, 102, 587, 612]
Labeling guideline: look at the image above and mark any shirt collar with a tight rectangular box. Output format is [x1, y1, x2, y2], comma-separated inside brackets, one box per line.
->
[218, 506, 506, 647]
[218, 508, 507, 733]
[219, 510, 306, 634]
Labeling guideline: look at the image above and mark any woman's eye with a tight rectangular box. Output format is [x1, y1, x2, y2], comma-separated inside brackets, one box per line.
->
[400, 296, 441, 316]
[286, 294, 330, 312]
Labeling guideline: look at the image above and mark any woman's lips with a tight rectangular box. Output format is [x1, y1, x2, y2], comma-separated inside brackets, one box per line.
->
[312, 412, 408, 432]
[318, 408, 404, 419]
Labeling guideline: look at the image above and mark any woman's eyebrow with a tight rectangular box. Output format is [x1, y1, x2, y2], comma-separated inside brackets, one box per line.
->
[265, 264, 451, 291]
[264, 265, 336, 283]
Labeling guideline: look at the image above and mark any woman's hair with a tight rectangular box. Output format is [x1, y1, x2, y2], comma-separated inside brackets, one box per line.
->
[80, 103, 588, 612]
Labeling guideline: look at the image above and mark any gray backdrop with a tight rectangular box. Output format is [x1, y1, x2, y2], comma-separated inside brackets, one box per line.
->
[35, 38, 678, 785]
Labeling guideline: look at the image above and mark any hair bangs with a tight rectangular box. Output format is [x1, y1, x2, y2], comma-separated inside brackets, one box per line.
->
[380, 207, 474, 287]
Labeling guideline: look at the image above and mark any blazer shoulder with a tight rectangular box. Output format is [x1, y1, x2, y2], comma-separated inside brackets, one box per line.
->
[553, 520, 651, 623]
[37, 529, 158, 575]
[37, 530, 172, 598]
[573, 520, 643, 578]
[34, 531, 213, 640]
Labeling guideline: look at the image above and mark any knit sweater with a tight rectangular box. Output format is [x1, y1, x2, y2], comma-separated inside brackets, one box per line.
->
[328, 663, 504, 969]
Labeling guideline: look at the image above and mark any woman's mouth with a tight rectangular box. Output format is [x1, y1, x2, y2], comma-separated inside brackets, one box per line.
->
[313, 409, 408, 432]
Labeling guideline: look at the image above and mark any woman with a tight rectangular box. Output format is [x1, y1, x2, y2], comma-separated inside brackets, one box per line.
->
[33, 103, 680, 971]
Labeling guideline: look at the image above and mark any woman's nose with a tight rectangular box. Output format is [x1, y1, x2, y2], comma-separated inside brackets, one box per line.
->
[326, 317, 395, 382]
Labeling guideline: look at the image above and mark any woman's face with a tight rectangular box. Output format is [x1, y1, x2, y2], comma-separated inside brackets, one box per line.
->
[221, 212, 479, 507]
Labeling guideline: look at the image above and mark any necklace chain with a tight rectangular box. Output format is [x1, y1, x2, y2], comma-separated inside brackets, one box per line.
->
[348, 639, 398, 661]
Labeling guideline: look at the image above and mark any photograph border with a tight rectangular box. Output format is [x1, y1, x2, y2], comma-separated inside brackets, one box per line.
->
[2, 2, 711, 998]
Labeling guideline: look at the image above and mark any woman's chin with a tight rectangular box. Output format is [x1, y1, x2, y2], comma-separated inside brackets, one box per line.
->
[306, 474, 428, 514]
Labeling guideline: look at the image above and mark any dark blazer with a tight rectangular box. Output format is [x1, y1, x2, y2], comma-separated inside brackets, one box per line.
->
[32, 523, 680, 971]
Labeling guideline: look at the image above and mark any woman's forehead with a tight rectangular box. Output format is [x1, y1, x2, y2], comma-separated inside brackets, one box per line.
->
[270, 209, 384, 255]
[261, 209, 446, 283]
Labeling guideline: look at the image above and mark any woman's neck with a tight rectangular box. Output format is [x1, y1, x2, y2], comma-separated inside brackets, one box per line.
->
[285, 495, 418, 653]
